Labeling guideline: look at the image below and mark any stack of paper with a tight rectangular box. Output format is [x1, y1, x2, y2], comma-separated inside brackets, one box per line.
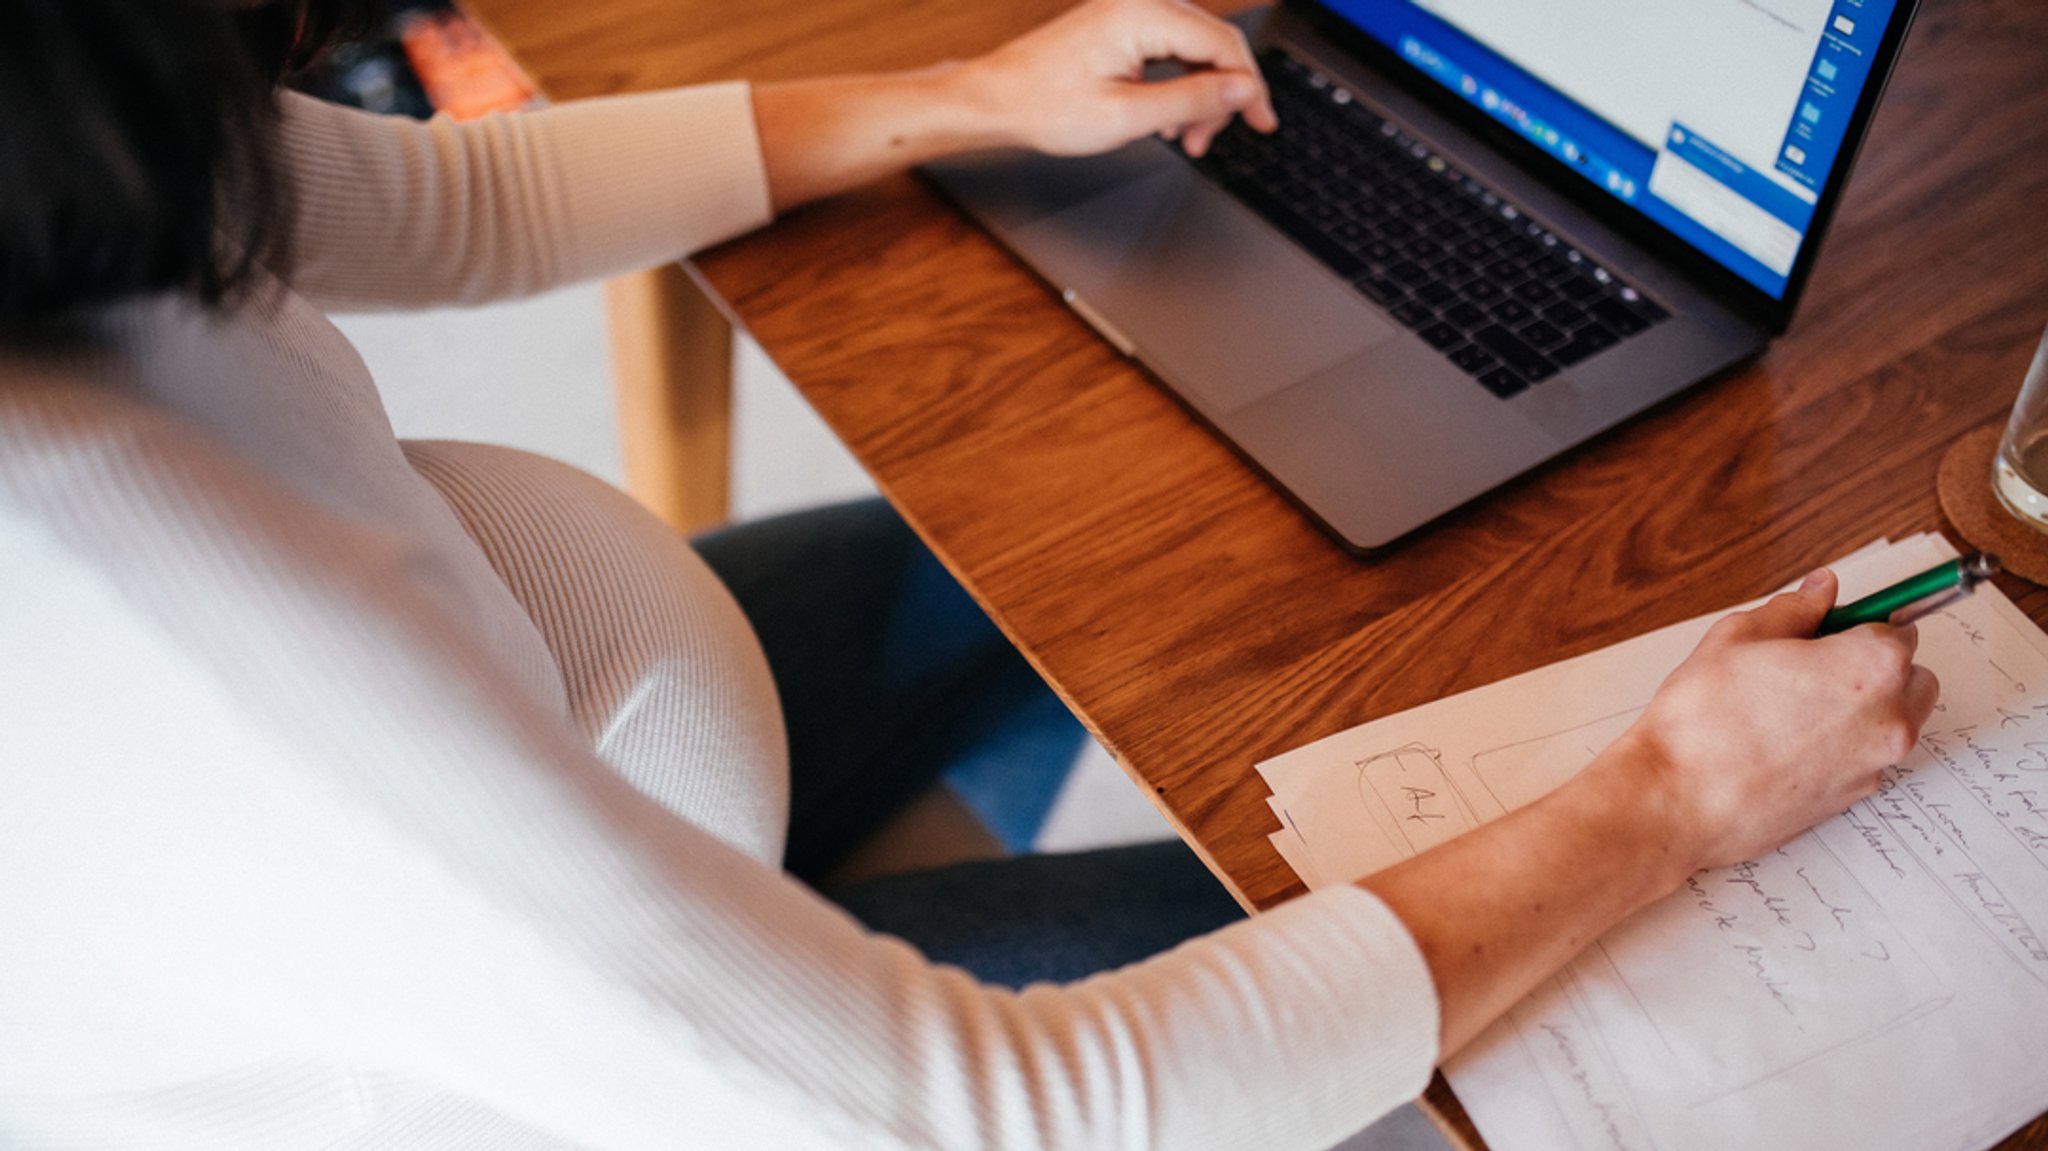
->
[1259, 535, 2048, 1151]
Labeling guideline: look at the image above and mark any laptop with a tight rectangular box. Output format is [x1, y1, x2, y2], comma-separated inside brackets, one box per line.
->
[924, 0, 1922, 554]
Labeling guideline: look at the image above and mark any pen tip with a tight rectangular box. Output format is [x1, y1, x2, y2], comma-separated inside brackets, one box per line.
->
[1966, 552, 2001, 581]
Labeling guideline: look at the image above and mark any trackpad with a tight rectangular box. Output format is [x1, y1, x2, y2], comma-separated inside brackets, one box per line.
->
[1010, 166, 1397, 414]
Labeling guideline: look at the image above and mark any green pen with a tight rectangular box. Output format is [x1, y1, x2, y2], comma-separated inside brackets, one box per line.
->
[1816, 552, 2001, 635]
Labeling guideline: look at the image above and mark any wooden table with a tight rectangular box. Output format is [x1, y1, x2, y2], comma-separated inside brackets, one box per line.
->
[467, 0, 2048, 1145]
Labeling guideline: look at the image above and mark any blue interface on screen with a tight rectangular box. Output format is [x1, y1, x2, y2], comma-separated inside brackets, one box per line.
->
[1320, 0, 1900, 298]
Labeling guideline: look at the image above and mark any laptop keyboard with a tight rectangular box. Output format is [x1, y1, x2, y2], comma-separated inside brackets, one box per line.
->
[1188, 50, 1671, 398]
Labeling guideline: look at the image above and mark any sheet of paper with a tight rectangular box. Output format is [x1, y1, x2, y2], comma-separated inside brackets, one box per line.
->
[1259, 535, 2048, 1151]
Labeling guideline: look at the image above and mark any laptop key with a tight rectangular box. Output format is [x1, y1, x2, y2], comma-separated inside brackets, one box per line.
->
[1499, 235, 1542, 261]
[1352, 276, 1399, 306]
[1548, 323, 1621, 367]
[1228, 181, 1367, 278]
[1373, 216, 1422, 244]
[1474, 325, 1558, 381]
[1470, 215, 1514, 241]
[1431, 256, 1475, 283]
[1443, 198, 1488, 225]
[1479, 367, 1530, 398]
[1450, 344, 1499, 375]
[1574, 322, 1621, 350]
[1518, 319, 1568, 348]
[1389, 302, 1435, 328]
[1402, 236, 1446, 260]
[1589, 297, 1650, 335]
[1549, 337, 1607, 367]
[1418, 321, 1465, 349]
[1413, 281, 1460, 308]
[1541, 300, 1589, 328]
[1489, 298, 1534, 325]
[1482, 257, 1524, 282]
[1559, 274, 1605, 301]
[1353, 200, 1396, 227]
[1616, 286, 1672, 322]
[1355, 239, 1396, 263]
[1443, 301, 1488, 329]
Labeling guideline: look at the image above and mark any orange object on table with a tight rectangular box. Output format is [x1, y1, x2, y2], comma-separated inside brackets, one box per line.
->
[400, 7, 537, 120]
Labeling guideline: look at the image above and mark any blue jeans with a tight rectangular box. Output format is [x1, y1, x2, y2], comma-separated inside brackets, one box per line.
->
[697, 502, 1448, 1150]
[694, 499, 1245, 988]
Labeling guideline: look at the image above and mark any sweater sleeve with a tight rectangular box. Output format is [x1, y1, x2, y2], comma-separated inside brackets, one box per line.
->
[0, 374, 1440, 1150]
[272, 85, 772, 312]
[1, 524, 1440, 1149]
[9, 647, 1439, 1151]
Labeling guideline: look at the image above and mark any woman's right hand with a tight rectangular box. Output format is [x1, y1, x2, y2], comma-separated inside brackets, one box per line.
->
[1597, 567, 1940, 874]
[965, 0, 1278, 159]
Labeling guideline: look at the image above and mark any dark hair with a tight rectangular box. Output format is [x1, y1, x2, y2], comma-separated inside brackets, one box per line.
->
[0, 0, 380, 320]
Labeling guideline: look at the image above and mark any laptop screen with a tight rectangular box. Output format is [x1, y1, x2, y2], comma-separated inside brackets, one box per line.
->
[1320, 0, 1906, 300]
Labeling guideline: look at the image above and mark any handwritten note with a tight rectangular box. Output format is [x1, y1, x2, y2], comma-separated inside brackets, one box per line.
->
[1259, 535, 2048, 1151]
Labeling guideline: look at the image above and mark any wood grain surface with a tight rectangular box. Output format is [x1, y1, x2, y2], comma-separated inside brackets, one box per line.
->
[466, 0, 2048, 1145]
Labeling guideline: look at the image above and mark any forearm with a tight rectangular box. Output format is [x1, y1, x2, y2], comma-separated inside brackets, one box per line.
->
[1359, 732, 1689, 1056]
[281, 86, 771, 310]
[752, 67, 1006, 215]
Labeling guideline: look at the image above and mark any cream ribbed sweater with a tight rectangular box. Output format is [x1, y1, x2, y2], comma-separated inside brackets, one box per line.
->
[0, 87, 1438, 1149]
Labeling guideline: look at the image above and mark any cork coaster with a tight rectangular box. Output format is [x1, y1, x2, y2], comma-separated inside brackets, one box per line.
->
[1938, 424, 2048, 586]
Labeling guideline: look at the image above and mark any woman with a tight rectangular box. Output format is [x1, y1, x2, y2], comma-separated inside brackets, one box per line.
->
[0, 0, 1935, 1147]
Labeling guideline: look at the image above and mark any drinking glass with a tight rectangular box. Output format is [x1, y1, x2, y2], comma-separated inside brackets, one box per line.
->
[1992, 322, 2048, 531]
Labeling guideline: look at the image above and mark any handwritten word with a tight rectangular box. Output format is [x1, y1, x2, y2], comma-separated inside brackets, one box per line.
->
[1725, 862, 1797, 929]
[1794, 866, 1855, 932]
[1734, 944, 1797, 1017]
[1954, 872, 2048, 963]
[1843, 806, 1909, 880]
[1539, 1023, 1634, 1151]
[1683, 874, 1738, 932]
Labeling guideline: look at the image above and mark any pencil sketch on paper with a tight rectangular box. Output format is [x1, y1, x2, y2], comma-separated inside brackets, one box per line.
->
[1353, 744, 1484, 856]
[1468, 710, 1639, 814]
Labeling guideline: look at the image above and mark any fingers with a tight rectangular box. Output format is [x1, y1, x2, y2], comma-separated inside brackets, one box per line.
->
[1179, 115, 1229, 157]
[1708, 568, 1836, 644]
[1846, 626, 1936, 763]
[1121, 71, 1264, 154]
[989, 0, 1279, 158]
[1746, 567, 1838, 638]
[1119, 0, 1278, 133]
[1888, 619, 1920, 657]
[1904, 664, 1940, 729]
[1125, 0, 1256, 71]
[1133, 66, 1272, 156]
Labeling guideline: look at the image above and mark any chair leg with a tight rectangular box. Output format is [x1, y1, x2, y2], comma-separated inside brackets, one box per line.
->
[605, 261, 734, 534]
